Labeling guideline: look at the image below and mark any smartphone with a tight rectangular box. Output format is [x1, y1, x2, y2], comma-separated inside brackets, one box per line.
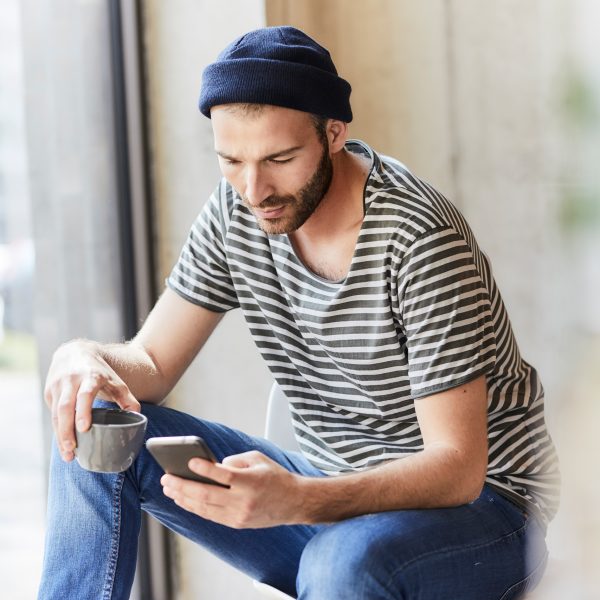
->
[146, 436, 229, 487]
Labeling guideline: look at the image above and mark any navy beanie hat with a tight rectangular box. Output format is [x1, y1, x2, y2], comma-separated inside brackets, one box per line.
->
[199, 26, 352, 122]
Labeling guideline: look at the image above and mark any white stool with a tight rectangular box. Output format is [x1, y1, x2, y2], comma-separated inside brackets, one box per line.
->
[253, 384, 299, 599]
[253, 580, 295, 600]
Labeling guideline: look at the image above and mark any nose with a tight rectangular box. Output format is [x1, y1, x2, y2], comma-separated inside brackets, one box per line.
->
[243, 165, 272, 207]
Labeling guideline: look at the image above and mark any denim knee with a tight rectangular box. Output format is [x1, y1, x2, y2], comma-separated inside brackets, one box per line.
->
[296, 517, 402, 600]
[295, 499, 547, 600]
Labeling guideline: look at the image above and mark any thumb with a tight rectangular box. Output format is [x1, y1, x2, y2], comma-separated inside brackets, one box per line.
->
[222, 450, 268, 469]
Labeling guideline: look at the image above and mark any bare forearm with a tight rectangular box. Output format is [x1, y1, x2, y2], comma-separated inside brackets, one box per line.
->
[295, 445, 487, 524]
[291, 376, 490, 524]
[56, 292, 225, 406]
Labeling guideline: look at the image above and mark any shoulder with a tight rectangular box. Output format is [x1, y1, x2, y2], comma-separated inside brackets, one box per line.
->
[361, 150, 445, 247]
[364, 147, 478, 254]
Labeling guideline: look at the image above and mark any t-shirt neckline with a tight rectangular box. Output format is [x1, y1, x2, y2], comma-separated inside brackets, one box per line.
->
[282, 140, 377, 286]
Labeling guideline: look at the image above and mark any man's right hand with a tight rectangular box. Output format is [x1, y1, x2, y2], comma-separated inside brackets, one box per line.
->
[43, 339, 141, 462]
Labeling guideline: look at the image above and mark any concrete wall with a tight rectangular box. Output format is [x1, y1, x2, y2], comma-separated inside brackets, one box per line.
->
[0, 0, 35, 333]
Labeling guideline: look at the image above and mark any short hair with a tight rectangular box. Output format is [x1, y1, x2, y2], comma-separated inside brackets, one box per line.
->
[219, 103, 329, 146]
[309, 114, 328, 147]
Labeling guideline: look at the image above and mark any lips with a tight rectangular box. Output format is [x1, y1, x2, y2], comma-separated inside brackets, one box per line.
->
[255, 206, 286, 219]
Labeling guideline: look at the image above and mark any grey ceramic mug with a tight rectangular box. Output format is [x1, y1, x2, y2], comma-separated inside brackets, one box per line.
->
[75, 408, 148, 473]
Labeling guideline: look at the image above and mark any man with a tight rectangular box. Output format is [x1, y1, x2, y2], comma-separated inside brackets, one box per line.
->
[38, 26, 559, 599]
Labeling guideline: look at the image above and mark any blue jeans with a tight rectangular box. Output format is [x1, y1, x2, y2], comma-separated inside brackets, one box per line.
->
[38, 401, 548, 599]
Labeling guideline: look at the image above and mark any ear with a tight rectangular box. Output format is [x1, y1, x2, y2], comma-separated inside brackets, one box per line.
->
[326, 119, 349, 154]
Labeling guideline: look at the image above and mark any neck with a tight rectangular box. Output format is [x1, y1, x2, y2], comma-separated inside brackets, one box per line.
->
[292, 147, 370, 242]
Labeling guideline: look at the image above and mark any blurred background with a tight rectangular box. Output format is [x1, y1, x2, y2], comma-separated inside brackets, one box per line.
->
[0, 1, 598, 598]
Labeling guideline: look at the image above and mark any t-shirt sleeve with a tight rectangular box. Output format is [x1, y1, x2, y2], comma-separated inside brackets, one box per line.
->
[166, 185, 240, 312]
[398, 226, 496, 398]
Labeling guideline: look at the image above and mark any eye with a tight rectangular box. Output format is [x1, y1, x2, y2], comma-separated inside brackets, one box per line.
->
[269, 157, 293, 165]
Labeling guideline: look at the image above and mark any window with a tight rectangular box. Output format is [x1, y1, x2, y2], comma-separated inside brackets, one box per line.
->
[0, 1, 45, 597]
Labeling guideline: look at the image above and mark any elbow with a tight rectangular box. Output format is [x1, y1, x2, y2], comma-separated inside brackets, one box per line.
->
[459, 460, 488, 504]
[462, 480, 486, 504]
[447, 479, 485, 507]
[128, 340, 173, 404]
[439, 447, 487, 506]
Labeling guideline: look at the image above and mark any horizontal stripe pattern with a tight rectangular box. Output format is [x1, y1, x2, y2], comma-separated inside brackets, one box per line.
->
[167, 140, 560, 525]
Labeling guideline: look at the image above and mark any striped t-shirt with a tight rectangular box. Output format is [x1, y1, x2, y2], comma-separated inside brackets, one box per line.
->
[168, 140, 560, 525]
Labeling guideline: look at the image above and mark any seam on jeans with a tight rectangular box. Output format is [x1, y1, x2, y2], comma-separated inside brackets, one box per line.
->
[497, 550, 548, 600]
[385, 517, 531, 590]
[102, 473, 125, 599]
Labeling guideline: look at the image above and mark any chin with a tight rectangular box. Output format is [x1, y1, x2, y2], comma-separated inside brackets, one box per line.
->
[257, 218, 294, 235]
[254, 205, 313, 235]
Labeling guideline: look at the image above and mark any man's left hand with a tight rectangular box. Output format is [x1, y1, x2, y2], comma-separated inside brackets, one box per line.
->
[161, 451, 306, 528]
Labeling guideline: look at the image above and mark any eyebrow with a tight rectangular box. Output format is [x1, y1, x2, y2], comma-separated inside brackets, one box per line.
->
[216, 145, 304, 162]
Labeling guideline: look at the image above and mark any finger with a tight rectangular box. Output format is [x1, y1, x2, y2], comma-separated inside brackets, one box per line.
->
[166, 490, 255, 529]
[160, 473, 193, 491]
[161, 475, 263, 529]
[189, 459, 235, 487]
[55, 381, 78, 460]
[160, 473, 211, 496]
[221, 454, 252, 468]
[103, 377, 141, 413]
[162, 474, 229, 508]
[74, 376, 105, 432]
[163, 487, 210, 517]
[171, 494, 232, 525]
[222, 450, 269, 469]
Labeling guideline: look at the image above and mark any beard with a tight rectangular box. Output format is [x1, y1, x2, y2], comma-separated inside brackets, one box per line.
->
[243, 144, 333, 235]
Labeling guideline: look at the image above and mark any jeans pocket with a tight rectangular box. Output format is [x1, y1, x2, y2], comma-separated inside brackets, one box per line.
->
[498, 550, 548, 600]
